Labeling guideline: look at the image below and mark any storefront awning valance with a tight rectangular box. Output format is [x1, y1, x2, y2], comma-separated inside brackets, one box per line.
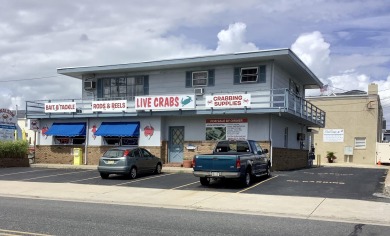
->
[45, 123, 86, 137]
[94, 122, 140, 137]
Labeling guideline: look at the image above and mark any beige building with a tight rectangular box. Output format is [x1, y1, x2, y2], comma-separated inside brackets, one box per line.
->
[307, 83, 383, 165]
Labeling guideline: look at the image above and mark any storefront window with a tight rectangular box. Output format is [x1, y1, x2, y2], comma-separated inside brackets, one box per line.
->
[103, 137, 139, 146]
[54, 136, 85, 145]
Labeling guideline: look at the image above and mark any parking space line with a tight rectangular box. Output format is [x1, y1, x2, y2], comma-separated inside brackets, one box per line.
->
[0, 169, 54, 177]
[69, 176, 101, 183]
[236, 175, 279, 194]
[0, 228, 53, 236]
[20, 170, 95, 181]
[288, 179, 345, 185]
[170, 181, 199, 190]
[114, 173, 176, 186]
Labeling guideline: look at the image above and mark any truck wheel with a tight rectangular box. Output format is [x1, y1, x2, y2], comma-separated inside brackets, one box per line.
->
[200, 177, 210, 186]
[100, 173, 109, 179]
[241, 170, 251, 187]
[266, 165, 271, 178]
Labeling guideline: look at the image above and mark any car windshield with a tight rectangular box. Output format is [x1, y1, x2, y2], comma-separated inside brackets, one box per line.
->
[104, 149, 126, 158]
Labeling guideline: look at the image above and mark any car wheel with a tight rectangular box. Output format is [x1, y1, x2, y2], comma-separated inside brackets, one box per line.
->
[241, 170, 251, 187]
[200, 177, 210, 186]
[100, 173, 109, 179]
[129, 167, 137, 179]
[154, 164, 162, 174]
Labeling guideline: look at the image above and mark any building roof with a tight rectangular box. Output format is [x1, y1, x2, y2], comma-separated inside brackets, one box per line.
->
[57, 49, 323, 89]
[335, 90, 367, 96]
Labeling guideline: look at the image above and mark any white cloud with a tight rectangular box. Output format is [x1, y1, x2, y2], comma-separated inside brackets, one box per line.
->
[291, 31, 331, 80]
[216, 23, 258, 53]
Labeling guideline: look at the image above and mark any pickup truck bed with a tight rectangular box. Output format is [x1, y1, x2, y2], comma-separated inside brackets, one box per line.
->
[193, 140, 270, 187]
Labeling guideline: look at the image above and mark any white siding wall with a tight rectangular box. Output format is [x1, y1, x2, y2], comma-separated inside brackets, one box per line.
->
[272, 64, 304, 97]
[271, 115, 308, 149]
[163, 114, 270, 141]
[273, 64, 290, 89]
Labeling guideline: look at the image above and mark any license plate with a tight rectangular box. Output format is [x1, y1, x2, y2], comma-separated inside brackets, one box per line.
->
[107, 160, 115, 165]
[211, 172, 221, 177]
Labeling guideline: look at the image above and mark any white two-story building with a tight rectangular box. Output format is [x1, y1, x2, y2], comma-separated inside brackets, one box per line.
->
[26, 49, 325, 170]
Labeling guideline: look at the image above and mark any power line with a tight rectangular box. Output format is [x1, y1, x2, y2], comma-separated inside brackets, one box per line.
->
[0, 75, 62, 83]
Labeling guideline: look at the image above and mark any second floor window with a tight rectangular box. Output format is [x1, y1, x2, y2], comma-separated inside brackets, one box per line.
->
[240, 67, 258, 83]
[234, 65, 266, 84]
[98, 76, 148, 101]
[186, 69, 215, 88]
[192, 71, 208, 87]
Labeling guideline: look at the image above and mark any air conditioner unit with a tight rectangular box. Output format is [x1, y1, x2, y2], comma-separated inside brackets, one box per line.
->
[84, 81, 96, 90]
[194, 88, 204, 95]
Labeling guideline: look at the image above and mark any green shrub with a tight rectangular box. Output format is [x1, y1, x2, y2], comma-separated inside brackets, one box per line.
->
[0, 140, 29, 159]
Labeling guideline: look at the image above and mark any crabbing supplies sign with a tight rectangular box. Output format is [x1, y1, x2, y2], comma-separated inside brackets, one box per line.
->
[135, 95, 195, 111]
[205, 94, 251, 108]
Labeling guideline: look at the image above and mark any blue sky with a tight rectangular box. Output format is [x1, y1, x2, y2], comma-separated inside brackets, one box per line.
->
[0, 0, 389, 126]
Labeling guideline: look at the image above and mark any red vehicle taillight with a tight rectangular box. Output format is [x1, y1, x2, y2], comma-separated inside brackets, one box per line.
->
[123, 149, 130, 157]
[192, 156, 196, 167]
[236, 157, 241, 169]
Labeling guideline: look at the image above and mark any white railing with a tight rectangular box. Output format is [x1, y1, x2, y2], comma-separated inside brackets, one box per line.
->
[26, 89, 325, 126]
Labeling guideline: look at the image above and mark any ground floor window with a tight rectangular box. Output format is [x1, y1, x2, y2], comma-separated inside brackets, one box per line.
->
[103, 137, 138, 146]
[54, 136, 85, 145]
[354, 137, 366, 149]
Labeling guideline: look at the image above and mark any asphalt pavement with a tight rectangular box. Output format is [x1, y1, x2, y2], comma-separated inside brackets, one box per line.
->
[0, 162, 390, 226]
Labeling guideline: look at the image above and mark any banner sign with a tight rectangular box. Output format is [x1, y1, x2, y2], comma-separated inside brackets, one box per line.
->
[323, 129, 344, 142]
[205, 118, 248, 140]
[0, 108, 16, 125]
[205, 94, 251, 108]
[0, 124, 15, 141]
[92, 100, 127, 112]
[45, 102, 76, 113]
[135, 95, 195, 111]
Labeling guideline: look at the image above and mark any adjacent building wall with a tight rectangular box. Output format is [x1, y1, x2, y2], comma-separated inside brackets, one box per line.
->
[307, 84, 382, 165]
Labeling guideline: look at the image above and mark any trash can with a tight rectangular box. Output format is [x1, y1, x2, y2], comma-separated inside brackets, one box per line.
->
[73, 148, 83, 165]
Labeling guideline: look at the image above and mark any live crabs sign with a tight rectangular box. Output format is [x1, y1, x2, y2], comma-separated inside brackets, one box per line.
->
[135, 95, 195, 111]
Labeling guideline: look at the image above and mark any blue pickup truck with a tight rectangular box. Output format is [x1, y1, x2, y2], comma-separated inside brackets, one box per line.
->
[192, 140, 271, 187]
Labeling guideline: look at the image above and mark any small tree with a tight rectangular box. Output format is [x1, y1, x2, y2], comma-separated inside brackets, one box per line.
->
[326, 151, 336, 163]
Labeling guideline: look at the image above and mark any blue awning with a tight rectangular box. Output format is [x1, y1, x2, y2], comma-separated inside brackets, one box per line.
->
[95, 122, 140, 137]
[45, 123, 86, 137]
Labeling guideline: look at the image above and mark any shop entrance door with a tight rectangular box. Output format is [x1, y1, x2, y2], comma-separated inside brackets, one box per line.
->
[169, 126, 184, 163]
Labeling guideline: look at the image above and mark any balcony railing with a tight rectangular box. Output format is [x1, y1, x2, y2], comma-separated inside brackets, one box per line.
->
[26, 88, 325, 127]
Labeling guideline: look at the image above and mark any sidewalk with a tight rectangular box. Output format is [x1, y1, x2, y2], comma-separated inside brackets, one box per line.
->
[0, 163, 389, 226]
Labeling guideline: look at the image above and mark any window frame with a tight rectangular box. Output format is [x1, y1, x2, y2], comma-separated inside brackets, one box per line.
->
[354, 137, 366, 149]
[192, 71, 208, 87]
[99, 76, 147, 101]
[240, 67, 258, 83]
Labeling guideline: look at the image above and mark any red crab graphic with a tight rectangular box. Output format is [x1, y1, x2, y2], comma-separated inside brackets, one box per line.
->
[144, 124, 154, 140]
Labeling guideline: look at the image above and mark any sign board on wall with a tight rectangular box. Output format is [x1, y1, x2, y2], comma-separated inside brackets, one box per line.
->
[205, 118, 248, 140]
[0, 108, 16, 125]
[28, 119, 40, 130]
[205, 94, 251, 108]
[45, 102, 76, 113]
[92, 100, 127, 112]
[0, 124, 15, 141]
[135, 95, 195, 111]
[323, 129, 344, 142]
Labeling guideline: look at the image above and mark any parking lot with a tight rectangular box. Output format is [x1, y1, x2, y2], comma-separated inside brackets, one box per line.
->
[0, 166, 388, 202]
